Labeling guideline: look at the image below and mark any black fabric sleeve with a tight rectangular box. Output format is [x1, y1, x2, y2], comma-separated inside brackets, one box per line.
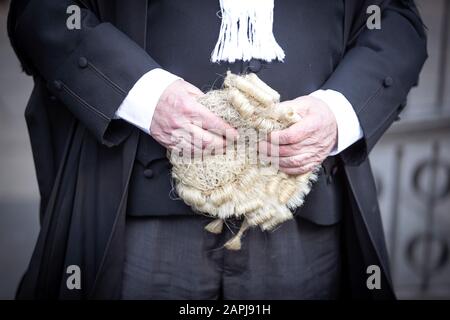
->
[9, 0, 160, 146]
[323, 0, 427, 165]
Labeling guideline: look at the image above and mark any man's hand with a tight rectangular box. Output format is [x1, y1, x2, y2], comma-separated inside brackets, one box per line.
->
[150, 79, 238, 154]
[260, 96, 338, 175]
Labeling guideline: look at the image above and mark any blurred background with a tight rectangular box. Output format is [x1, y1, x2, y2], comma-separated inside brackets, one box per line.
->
[0, 0, 449, 299]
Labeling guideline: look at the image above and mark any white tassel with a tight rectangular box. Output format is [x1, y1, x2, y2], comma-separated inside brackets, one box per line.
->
[205, 218, 224, 234]
[224, 218, 250, 250]
[211, 0, 285, 63]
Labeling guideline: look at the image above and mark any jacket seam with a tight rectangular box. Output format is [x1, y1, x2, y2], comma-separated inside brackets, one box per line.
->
[357, 84, 384, 116]
[366, 103, 402, 140]
[143, 1, 149, 51]
[61, 83, 110, 121]
[87, 62, 127, 96]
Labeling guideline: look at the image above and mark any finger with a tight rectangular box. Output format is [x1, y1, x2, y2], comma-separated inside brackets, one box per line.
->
[171, 126, 228, 158]
[170, 136, 202, 158]
[258, 142, 273, 164]
[192, 106, 239, 140]
[278, 137, 325, 156]
[278, 153, 314, 169]
[279, 140, 325, 156]
[170, 126, 193, 145]
[258, 140, 280, 158]
[279, 167, 304, 175]
[277, 99, 307, 114]
[278, 144, 300, 157]
[280, 163, 318, 176]
[268, 113, 317, 145]
[268, 121, 304, 145]
[187, 124, 227, 150]
[276, 100, 299, 112]
[275, 97, 310, 121]
[291, 96, 313, 117]
[262, 133, 320, 157]
[261, 136, 324, 159]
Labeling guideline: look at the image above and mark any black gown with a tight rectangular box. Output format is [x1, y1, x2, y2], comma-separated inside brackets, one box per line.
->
[7, 0, 427, 299]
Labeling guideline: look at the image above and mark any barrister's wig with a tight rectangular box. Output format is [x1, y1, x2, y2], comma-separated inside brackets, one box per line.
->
[169, 72, 318, 250]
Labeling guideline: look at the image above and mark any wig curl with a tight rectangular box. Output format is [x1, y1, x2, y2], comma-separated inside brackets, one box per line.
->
[168, 72, 319, 250]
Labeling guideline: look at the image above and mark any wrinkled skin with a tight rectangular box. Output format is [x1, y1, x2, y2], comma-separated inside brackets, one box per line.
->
[150, 79, 239, 154]
[260, 96, 338, 175]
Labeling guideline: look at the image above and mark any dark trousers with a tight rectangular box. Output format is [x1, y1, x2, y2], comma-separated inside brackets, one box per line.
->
[121, 215, 342, 300]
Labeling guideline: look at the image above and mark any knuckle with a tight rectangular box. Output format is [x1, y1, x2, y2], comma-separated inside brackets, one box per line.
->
[202, 136, 212, 148]
[152, 132, 165, 144]
[180, 100, 192, 114]
[282, 133, 295, 144]
[163, 92, 177, 107]
[278, 147, 288, 157]
[288, 156, 301, 168]
[168, 117, 180, 129]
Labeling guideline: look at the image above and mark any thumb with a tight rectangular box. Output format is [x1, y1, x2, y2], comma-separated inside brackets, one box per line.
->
[290, 96, 312, 117]
[275, 100, 303, 123]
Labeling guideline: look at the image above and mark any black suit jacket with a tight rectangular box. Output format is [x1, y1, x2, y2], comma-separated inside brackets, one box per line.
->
[8, 0, 427, 299]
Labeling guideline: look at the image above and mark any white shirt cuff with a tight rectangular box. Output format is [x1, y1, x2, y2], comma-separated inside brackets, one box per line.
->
[310, 89, 364, 155]
[115, 68, 182, 134]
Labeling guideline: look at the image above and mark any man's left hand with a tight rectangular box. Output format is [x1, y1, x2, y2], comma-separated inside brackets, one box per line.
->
[259, 96, 338, 175]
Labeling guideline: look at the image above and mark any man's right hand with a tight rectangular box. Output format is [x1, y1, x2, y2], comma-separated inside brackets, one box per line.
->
[150, 79, 238, 154]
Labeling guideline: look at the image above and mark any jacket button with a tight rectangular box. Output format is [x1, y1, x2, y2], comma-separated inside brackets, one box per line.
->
[53, 80, 63, 91]
[383, 76, 394, 87]
[78, 57, 88, 68]
[143, 168, 154, 179]
[248, 59, 262, 73]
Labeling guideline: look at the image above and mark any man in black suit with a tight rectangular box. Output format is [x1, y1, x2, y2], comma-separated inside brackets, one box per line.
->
[8, 0, 427, 299]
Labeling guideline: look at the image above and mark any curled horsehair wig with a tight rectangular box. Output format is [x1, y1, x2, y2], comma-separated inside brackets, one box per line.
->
[169, 72, 319, 250]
